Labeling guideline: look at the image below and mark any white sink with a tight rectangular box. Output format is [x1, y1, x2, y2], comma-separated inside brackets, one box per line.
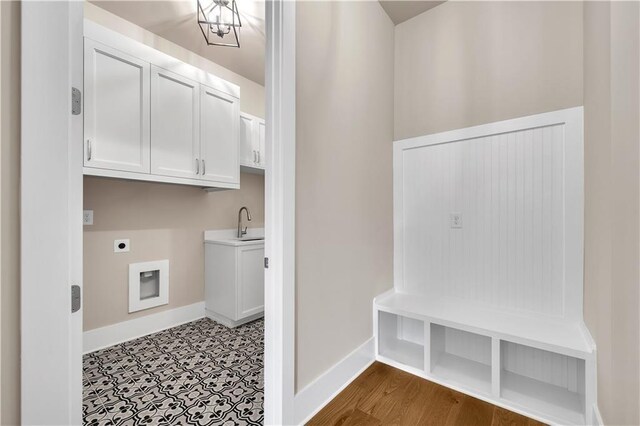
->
[204, 228, 265, 246]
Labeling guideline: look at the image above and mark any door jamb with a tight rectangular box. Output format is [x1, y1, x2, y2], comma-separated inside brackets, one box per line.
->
[264, 0, 296, 424]
[20, 1, 83, 423]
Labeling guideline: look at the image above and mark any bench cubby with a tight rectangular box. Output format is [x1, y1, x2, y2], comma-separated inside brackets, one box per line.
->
[374, 291, 595, 425]
[377, 311, 424, 372]
[430, 324, 492, 395]
[500, 341, 586, 425]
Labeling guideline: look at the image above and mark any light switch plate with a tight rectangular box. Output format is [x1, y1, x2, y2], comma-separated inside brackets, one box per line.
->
[114, 239, 130, 253]
[450, 213, 463, 229]
[83, 210, 93, 225]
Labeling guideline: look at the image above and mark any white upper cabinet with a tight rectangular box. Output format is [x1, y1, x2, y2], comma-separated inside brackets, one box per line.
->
[200, 85, 240, 184]
[84, 38, 150, 173]
[82, 22, 241, 190]
[150, 66, 200, 179]
[239, 114, 255, 166]
[239, 112, 266, 172]
[257, 119, 266, 168]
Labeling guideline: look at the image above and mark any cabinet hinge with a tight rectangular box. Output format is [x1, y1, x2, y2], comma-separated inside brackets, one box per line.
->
[264, 257, 269, 269]
[71, 285, 81, 313]
[71, 87, 82, 115]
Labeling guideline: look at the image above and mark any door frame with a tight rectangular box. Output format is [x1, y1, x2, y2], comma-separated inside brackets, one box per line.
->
[20, 0, 296, 424]
[20, 1, 83, 423]
[264, 0, 296, 424]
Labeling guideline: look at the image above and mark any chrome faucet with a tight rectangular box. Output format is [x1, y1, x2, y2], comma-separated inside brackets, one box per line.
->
[237, 206, 252, 238]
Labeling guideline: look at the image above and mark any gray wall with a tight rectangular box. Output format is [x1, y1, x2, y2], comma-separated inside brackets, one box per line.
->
[83, 174, 265, 331]
[295, 0, 395, 392]
[394, 1, 583, 140]
[0, 1, 21, 423]
[584, 2, 640, 424]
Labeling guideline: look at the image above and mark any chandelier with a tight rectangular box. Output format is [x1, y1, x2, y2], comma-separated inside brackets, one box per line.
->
[197, 0, 242, 48]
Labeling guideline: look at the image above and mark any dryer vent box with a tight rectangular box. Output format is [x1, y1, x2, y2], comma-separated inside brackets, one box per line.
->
[129, 260, 169, 313]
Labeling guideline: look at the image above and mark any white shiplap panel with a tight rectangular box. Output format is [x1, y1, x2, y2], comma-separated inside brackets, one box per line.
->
[401, 124, 566, 317]
[502, 341, 580, 391]
[444, 327, 492, 366]
[399, 316, 424, 346]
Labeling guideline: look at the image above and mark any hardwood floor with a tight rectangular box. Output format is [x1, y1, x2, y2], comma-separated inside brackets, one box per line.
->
[307, 362, 546, 426]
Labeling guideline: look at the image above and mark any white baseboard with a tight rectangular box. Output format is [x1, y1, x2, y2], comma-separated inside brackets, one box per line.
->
[83, 301, 205, 354]
[593, 404, 604, 426]
[293, 337, 375, 425]
[205, 308, 264, 328]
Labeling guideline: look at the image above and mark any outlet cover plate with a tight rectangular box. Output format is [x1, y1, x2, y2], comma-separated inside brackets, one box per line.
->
[114, 239, 130, 253]
[83, 210, 93, 225]
[450, 213, 463, 229]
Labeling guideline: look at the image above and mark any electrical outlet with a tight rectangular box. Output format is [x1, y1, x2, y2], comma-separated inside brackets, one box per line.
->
[83, 210, 94, 225]
[450, 212, 462, 229]
[114, 239, 130, 253]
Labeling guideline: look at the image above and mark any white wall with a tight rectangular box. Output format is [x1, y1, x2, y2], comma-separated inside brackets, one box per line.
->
[295, 1, 395, 392]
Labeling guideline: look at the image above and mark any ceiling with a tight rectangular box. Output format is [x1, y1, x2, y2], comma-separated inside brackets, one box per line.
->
[379, 1, 446, 25]
[90, 0, 266, 85]
[89, 1, 445, 85]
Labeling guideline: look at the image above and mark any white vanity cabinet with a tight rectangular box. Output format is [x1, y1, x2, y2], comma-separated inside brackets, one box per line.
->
[83, 21, 240, 190]
[239, 112, 266, 173]
[204, 237, 264, 328]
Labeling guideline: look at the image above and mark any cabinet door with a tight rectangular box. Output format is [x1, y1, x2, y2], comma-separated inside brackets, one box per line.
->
[200, 85, 240, 184]
[237, 246, 265, 318]
[84, 38, 150, 173]
[257, 119, 266, 168]
[150, 66, 200, 179]
[239, 113, 256, 166]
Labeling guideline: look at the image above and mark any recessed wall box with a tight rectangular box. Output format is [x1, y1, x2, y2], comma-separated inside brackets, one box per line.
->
[129, 260, 169, 313]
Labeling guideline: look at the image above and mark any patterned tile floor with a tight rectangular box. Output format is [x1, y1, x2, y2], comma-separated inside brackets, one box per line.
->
[83, 318, 264, 425]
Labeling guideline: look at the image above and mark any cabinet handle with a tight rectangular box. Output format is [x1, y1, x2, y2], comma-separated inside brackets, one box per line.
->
[257, 151, 261, 164]
[253, 150, 257, 164]
[202, 159, 206, 175]
[87, 139, 92, 161]
[195, 158, 200, 174]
